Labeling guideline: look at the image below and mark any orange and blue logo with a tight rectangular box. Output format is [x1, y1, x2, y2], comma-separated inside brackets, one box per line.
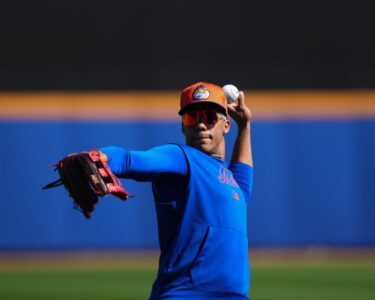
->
[193, 85, 210, 100]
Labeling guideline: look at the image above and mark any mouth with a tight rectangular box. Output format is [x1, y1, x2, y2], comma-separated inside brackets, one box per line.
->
[193, 134, 212, 141]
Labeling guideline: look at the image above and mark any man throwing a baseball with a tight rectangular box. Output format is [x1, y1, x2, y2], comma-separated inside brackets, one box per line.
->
[98, 82, 253, 299]
[46, 81, 252, 299]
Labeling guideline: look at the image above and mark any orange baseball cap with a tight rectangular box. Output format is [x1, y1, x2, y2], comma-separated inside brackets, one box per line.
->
[178, 82, 227, 115]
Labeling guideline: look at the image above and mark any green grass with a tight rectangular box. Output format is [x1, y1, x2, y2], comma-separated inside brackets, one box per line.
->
[0, 265, 374, 300]
[251, 265, 375, 300]
[0, 269, 155, 300]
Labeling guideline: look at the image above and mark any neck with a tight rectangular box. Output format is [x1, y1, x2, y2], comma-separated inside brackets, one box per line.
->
[211, 152, 225, 161]
[207, 141, 226, 160]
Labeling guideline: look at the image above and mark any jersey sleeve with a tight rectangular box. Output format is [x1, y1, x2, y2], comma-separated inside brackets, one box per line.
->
[100, 144, 188, 182]
[229, 162, 253, 205]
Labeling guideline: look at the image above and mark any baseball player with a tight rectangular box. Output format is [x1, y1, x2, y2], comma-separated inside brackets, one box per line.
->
[100, 82, 253, 299]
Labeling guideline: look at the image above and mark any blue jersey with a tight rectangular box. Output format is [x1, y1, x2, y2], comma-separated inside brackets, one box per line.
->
[101, 144, 253, 299]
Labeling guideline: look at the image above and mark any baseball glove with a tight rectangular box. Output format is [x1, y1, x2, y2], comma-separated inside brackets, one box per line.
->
[42, 150, 132, 219]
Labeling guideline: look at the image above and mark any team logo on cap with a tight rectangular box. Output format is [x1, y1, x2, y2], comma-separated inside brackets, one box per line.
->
[193, 85, 210, 100]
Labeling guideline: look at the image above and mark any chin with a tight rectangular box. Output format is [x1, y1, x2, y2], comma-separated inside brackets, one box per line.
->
[192, 142, 212, 154]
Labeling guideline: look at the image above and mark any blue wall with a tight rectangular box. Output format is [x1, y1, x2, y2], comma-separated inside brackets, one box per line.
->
[1, 119, 374, 250]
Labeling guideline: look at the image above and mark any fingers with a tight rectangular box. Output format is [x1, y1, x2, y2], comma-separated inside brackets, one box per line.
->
[237, 91, 245, 108]
[227, 102, 236, 112]
[227, 90, 252, 123]
[227, 91, 245, 111]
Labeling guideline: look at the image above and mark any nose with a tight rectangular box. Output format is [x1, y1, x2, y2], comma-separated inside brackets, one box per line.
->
[196, 119, 207, 130]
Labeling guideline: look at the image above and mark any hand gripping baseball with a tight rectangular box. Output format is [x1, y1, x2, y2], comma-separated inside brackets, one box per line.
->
[42, 150, 133, 219]
[227, 91, 252, 128]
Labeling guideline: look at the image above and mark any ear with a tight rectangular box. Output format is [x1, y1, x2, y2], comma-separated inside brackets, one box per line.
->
[223, 118, 230, 134]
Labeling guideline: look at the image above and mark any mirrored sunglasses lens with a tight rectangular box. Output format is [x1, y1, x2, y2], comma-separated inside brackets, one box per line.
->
[205, 111, 219, 125]
[183, 110, 219, 127]
[182, 113, 196, 126]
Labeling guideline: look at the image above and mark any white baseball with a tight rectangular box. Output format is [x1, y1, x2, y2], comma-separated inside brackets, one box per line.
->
[223, 84, 240, 103]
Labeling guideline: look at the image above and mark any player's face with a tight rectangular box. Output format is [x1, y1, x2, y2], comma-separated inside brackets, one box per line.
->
[182, 106, 230, 158]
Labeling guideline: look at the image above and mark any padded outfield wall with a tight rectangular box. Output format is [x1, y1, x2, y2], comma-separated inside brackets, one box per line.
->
[0, 91, 374, 250]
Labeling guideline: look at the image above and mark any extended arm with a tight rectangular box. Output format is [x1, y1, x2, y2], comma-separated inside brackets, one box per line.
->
[100, 144, 188, 182]
[228, 91, 253, 166]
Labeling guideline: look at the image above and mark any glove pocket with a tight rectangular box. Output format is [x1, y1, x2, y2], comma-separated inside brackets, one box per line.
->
[190, 225, 249, 296]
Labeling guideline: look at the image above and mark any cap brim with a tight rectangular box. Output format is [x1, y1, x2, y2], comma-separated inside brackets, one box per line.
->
[178, 101, 227, 115]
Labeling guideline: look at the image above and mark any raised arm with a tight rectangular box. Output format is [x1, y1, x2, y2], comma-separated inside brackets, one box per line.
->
[99, 144, 188, 182]
[228, 91, 253, 166]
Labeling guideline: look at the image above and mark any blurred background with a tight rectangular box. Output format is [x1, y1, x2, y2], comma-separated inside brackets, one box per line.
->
[0, 1, 374, 299]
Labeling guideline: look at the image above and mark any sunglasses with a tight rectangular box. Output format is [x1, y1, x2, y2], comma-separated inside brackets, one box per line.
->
[182, 109, 225, 128]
